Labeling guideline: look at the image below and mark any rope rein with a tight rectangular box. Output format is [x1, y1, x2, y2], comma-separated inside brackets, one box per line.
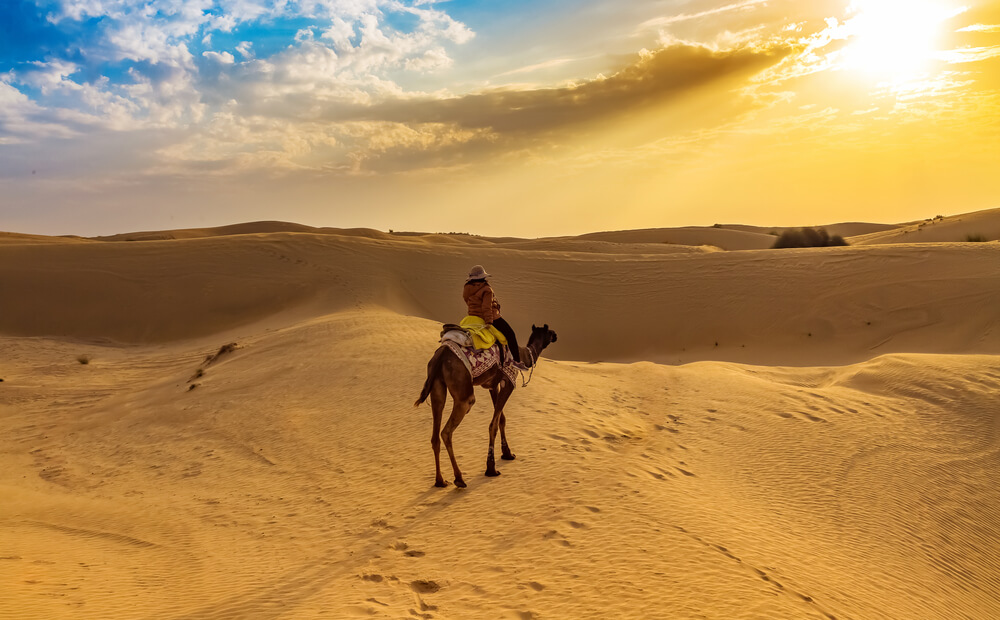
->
[519, 347, 538, 387]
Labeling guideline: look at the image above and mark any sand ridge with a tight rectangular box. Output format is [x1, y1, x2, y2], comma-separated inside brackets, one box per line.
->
[1, 231, 997, 365]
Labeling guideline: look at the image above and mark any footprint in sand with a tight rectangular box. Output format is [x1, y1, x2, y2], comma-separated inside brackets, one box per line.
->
[713, 545, 741, 562]
[391, 541, 427, 557]
[799, 412, 827, 423]
[410, 579, 441, 594]
[542, 530, 571, 547]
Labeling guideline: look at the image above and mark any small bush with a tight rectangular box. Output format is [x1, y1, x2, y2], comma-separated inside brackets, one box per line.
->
[772, 227, 849, 249]
[965, 234, 988, 243]
[77, 355, 90, 365]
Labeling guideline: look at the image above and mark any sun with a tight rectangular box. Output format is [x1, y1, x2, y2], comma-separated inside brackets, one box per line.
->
[838, 0, 963, 80]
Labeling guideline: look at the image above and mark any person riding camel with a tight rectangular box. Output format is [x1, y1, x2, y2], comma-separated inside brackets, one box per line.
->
[463, 265, 529, 371]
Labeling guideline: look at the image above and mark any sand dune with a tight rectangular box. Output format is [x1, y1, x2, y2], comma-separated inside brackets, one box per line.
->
[849, 208, 1000, 245]
[1, 231, 997, 364]
[727, 222, 898, 238]
[0, 232, 92, 245]
[92, 221, 395, 242]
[2, 213, 1000, 619]
[574, 226, 776, 251]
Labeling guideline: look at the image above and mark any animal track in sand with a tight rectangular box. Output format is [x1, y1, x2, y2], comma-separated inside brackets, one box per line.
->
[647, 467, 676, 481]
[672, 525, 837, 619]
[798, 412, 827, 423]
[410, 579, 441, 594]
[370, 518, 395, 531]
[542, 530, 572, 547]
[391, 541, 426, 557]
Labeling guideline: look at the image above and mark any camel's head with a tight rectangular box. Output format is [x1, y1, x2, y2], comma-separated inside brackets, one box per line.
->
[530, 323, 558, 351]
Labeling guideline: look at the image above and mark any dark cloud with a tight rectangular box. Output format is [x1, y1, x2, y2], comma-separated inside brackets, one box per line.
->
[343, 42, 794, 134]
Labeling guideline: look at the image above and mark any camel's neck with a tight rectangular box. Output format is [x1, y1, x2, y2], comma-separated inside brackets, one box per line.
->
[522, 339, 544, 368]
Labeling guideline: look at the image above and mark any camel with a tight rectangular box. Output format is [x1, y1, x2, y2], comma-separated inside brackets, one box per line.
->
[414, 323, 557, 488]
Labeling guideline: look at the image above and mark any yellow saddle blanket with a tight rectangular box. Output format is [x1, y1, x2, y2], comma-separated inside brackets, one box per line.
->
[459, 316, 508, 350]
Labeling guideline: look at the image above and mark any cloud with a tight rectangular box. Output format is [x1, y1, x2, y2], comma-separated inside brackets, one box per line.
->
[936, 45, 1000, 63]
[139, 40, 791, 178]
[5, 0, 476, 139]
[350, 43, 794, 135]
[638, 0, 772, 32]
[203, 50, 237, 64]
[495, 58, 578, 79]
[956, 24, 1000, 33]
[235, 41, 255, 59]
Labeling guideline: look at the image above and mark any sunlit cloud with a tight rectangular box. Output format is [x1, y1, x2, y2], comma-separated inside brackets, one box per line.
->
[936, 45, 1000, 62]
[494, 58, 579, 79]
[638, 0, 772, 32]
[956, 23, 1000, 32]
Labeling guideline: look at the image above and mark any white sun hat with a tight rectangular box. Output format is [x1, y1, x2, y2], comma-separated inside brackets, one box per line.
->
[467, 265, 490, 281]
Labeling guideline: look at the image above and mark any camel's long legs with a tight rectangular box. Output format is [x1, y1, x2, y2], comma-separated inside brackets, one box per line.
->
[441, 391, 473, 488]
[499, 411, 515, 460]
[485, 383, 514, 476]
[430, 378, 448, 487]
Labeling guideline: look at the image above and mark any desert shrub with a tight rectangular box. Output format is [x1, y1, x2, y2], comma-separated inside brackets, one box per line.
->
[965, 234, 988, 242]
[77, 355, 90, 365]
[772, 227, 849, 249]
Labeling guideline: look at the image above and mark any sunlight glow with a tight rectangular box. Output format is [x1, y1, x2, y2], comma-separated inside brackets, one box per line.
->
[839, 0, 967, 81]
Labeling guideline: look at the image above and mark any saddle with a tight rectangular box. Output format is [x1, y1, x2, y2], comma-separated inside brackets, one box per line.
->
[440, 316, 507, 350]
[440, 317, 517, 383]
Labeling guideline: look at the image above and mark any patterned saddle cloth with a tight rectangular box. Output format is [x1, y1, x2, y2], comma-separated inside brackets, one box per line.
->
[441, 339, 519, 385]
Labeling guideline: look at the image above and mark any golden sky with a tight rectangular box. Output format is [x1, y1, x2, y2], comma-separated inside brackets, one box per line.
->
[2, 0, 999, 236]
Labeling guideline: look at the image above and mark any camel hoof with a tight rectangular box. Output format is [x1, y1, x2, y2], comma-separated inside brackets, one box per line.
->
[435, 480, 448, 488]
[485, 469, 501, 477]
[501, 453, 516, 461]
[454, 478, 467, 488]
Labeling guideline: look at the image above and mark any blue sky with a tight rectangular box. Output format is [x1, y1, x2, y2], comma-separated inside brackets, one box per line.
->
[2, 0, 999, 236]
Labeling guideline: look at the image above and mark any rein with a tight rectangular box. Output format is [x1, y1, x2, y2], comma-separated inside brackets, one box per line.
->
[519, 346, 538, 387]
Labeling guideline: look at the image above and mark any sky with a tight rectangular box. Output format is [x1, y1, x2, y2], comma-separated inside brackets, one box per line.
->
[2, 0, 999, 237]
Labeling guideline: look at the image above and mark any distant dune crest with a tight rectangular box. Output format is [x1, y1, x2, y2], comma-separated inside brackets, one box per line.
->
[6, 207, 989, 250]
[0, 208, 998, 364]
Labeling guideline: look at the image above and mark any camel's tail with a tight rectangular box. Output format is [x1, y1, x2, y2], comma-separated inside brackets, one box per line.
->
[414, 346, 447, 407]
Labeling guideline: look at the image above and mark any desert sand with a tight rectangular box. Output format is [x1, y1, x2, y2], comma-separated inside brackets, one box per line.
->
[1, 210, 999, 619]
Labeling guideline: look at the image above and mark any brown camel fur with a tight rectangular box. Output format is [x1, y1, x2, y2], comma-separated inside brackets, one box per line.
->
[414, 324, 557, 488]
